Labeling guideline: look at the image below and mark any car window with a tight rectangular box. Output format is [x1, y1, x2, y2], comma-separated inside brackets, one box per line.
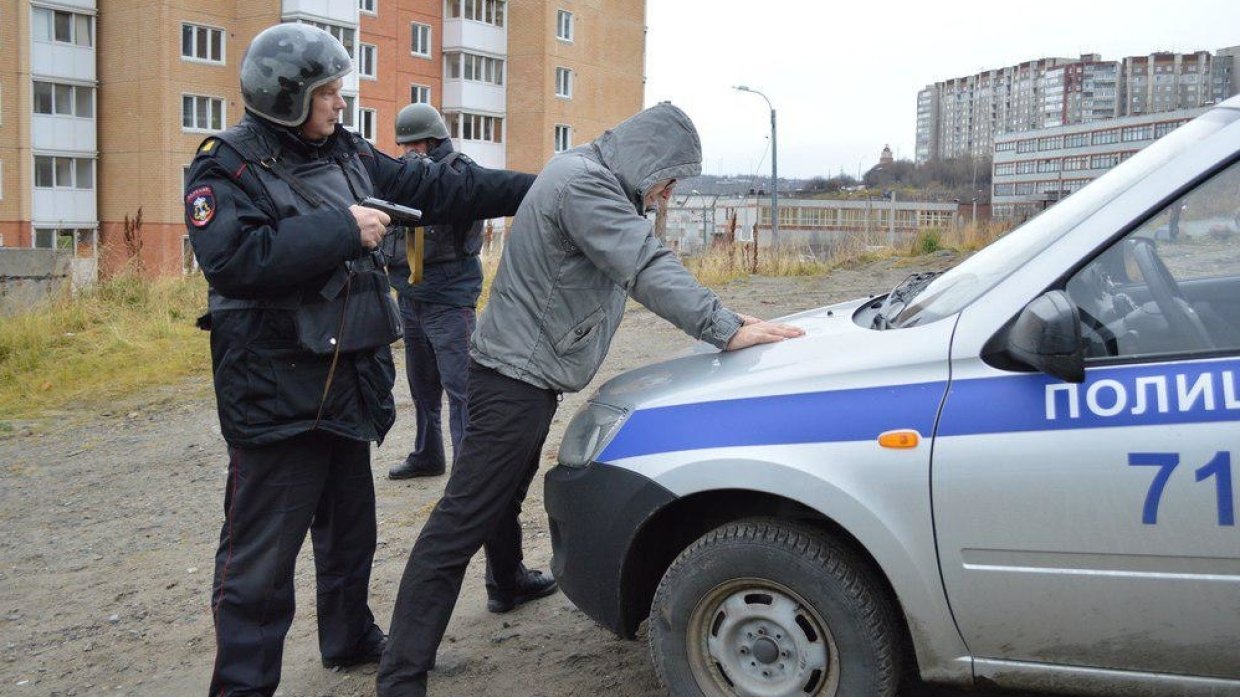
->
[1066, 158, 1240, 360]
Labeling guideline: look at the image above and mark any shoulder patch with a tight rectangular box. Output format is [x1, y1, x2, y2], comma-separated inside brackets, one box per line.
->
[186, 186, 217, 229]
[198, 139, 219, 156]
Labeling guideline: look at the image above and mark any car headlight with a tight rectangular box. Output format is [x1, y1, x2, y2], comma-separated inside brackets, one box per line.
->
[558, 402, 628, 468]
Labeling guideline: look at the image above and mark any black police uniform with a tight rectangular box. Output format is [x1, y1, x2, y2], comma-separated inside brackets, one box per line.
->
[184, 113, 532, 697]
[382, 139, 484, 475]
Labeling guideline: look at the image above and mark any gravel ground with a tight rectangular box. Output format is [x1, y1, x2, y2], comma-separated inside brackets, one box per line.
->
[0, 252, 1055, 697]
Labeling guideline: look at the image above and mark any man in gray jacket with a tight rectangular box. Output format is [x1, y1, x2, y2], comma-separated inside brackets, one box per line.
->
[377, 102, 802, 696]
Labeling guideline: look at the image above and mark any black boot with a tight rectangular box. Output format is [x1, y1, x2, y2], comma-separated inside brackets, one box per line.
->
[486, 568, 558, 614]
[388, 453, 446, 479]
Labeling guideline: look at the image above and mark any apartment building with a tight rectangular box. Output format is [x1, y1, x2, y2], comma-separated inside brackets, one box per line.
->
[1, 0, 646, 280]
[991, 107, 1204, 221]
[917, 46, 1240, 164]
[505, 1, 645, 176]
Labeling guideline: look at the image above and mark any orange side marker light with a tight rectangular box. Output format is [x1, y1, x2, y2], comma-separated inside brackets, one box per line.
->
[878, 430, 920, 449]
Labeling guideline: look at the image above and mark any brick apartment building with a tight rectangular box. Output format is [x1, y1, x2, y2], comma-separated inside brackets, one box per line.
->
[0, 0, 646, 280]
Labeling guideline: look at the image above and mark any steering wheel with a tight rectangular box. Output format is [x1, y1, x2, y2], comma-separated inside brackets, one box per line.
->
[1127, 238, 1215, 350]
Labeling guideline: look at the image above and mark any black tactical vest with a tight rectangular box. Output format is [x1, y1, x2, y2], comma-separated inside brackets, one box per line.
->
[204, 120, 399, 354]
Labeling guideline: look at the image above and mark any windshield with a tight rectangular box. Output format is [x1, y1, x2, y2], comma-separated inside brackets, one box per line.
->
[889, 107, 1240, 328]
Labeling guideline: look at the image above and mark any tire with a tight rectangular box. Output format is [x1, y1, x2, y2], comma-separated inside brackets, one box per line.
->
[648, 519, 901, 697]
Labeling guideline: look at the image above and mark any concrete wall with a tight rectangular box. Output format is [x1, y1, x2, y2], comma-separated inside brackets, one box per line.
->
[0, 249, 72, 316]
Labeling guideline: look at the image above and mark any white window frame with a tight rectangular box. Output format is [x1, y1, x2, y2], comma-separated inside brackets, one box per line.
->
[181, 23, 226, 64]
[359, 108, 377, 142]
[411, 22, 432, 58]
[555, 67, 573, 99]
[359, 43, 377, 79]
[342, 95, 357, 129]
[410, 84, 431, 105]
[446, 0, 506, 27]
[32, 81, 95, 118]
[32, 7, 94, 47]
[32, 155, 94, 190]
[359, 0, 377, 15]
[182, 94, 226, 132]
[556, 10, 573, 42]
[554, 124, 572, 153]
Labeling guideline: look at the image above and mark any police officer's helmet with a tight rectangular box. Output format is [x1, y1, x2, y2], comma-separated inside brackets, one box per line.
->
[395, 103, 451, 144]
[240, 23, 352, 127]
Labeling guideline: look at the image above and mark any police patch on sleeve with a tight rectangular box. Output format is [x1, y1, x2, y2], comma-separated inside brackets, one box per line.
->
[186, 186, 216, 229]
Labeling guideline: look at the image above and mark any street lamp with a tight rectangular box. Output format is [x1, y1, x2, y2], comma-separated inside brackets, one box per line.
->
[734, 85, 778, 249]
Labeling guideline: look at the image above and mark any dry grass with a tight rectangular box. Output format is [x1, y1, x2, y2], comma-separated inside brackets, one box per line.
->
[0, 273, 210, 420]
[0, 221, 1010, 421]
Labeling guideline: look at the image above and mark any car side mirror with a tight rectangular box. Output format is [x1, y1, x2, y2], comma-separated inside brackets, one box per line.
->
[1007, 291, 1086, 383]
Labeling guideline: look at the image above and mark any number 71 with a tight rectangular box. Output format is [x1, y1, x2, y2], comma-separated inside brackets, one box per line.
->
[1129, 451, 1234, 526]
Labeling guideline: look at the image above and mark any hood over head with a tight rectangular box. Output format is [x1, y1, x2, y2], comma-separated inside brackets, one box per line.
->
[591, 102, 702, 212]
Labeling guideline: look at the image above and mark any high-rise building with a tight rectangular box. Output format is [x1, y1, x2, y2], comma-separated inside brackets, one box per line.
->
[505, 1, 645, 176]
[1, 0, 646, 281]
[917, 45, 1240, 164]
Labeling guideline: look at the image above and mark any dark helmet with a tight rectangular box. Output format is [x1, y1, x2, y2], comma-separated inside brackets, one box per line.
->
[395, 103, 450, 144]
[240, 23, 352, 127]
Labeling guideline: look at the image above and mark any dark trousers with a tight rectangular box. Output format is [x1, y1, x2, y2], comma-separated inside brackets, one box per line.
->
[209, 431, 384, 697]
[397, 296, 475, 468]
[377, 362, 559, 696]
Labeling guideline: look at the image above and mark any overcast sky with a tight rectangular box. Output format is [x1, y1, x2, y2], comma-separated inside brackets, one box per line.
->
[643, 0, 1240, 180]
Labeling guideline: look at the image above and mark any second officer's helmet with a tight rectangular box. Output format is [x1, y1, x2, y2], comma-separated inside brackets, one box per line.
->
[240, 23, 352, 127]
[395, 103, 451, 144]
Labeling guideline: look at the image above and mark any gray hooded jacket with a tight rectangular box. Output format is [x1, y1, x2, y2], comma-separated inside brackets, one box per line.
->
[471, 103, 742, 392]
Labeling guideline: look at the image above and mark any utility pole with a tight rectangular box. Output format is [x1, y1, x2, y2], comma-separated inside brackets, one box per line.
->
[734, 85, 778, 249]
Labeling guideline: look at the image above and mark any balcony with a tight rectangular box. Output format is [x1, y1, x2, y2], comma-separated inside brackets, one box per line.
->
[32, 115, 96, 153]
[443, 19, 506, 54]
[282, 0, 357, 25]
[442, 80, 506, 114]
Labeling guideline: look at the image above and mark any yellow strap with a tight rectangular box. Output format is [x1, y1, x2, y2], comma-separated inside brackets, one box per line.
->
[406, 227, 425, 285]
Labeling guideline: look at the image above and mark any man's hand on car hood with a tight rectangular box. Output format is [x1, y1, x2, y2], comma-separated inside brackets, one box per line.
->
[725, 314, 805, 351]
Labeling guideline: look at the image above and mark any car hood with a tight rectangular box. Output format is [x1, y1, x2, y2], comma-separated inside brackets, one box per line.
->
[591, 295, 958, 413]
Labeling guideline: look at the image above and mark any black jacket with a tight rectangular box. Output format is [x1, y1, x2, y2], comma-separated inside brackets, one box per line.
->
[184, 115, 533, 447]
[383, 139, 486, 304]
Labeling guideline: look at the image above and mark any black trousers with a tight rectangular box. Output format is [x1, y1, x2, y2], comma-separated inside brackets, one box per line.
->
[377, 361, 559, 696]
[209, 431, 384, 697]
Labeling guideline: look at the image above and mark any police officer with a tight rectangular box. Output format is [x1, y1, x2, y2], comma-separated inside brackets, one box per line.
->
[183, 24, 532, 697]
[384, 104, 483, 479]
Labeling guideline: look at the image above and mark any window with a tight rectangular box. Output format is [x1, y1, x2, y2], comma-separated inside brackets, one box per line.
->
[33, 228, 95, 255]
[1066, 158, 1240, 359]
[33, 156, 93, 189]
[359, 108, 377, 142]
[410, 84, 431, 104]
[181, 23, 225, 63]
[360, 0, 377, 14]
[32, 8, 93, 47]
[446, 112, 503, 143]
[33, 81, 94, 118]
[300, 20, 355, 60]
[359, 43, 377, 79]
[342, 95, 356, 129]
[411, 22, 432, 57]
[554, 124, 571, 152]
[182, 94, 224, 131]
[1092, 129, 1120, 145]
[556, 10, 573, 41]
[445, 52, 504, 85]
[446, 0, 506, 27]
[555, 67, 573, 98]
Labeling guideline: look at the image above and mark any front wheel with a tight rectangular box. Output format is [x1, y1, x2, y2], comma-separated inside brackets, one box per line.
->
[648, 520, 901, 697]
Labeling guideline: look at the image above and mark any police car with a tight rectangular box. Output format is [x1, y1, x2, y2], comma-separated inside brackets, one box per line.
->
[544, 95, 1240, 697]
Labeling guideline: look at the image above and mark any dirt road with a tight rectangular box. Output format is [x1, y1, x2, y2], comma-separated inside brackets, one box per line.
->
[0, 253, 1050, 697]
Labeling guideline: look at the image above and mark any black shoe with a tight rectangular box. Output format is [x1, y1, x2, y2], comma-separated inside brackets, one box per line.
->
[389, 454, 446, 479]
[322, 634, 387, 669]
[487, 568, 558, 614]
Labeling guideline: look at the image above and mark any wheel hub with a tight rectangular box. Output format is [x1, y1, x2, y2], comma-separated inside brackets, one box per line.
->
[691, 581, 837, 697]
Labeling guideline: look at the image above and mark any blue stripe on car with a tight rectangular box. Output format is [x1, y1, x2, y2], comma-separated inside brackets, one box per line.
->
[598, 357, 1240, 462]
